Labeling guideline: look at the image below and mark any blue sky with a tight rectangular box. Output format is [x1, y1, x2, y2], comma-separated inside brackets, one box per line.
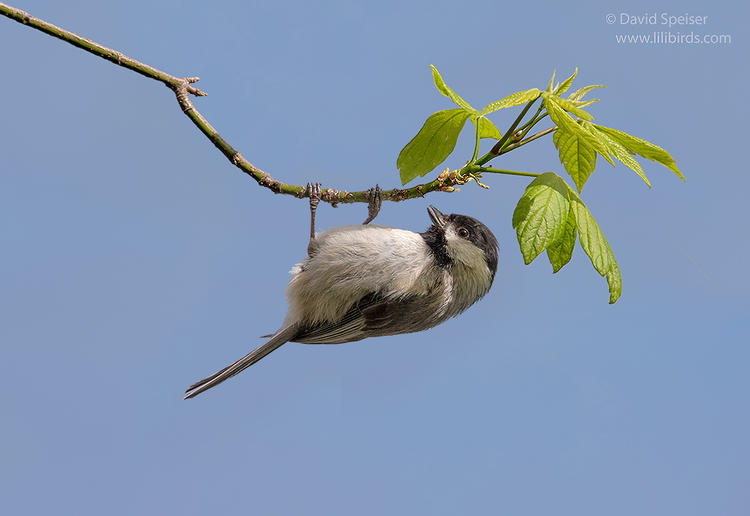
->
[1, 0, 748, 514]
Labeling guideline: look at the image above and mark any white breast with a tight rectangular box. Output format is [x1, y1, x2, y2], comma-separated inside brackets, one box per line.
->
[282, 225, 445, 325]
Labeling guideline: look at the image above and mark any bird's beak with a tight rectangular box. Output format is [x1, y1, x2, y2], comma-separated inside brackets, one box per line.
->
[427, 205, 446, 228]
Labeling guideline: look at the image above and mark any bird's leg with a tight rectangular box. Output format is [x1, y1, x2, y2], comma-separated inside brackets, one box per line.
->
[307, 182, 322, 256]
[362, 184, 382, 225]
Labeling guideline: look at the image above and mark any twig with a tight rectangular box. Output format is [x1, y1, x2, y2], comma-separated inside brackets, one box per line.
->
[0, 2, 473, 205]
[0, 3, 206, 97]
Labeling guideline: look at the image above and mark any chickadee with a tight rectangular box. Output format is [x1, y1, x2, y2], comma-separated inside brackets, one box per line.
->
[185, 185, 498, 399]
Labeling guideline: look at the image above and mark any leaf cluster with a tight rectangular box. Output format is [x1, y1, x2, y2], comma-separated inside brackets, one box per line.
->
[395, 67, 684, 303]
[512, 172, 621, 303]
[544, 69, 684, 192]
[397, 65, 540, 185]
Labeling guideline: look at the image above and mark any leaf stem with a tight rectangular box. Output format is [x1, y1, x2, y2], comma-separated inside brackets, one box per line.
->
[475, 98, 537, 167]
[468, 166, 541, 178]
[496, 126, 557, 155]
[517, 104, 546, 133]
[518, 113, 549, 140]
[471, 118, 481, 163]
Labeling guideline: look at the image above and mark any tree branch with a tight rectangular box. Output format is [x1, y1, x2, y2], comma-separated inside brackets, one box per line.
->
[0, 2, 470, 205]
[0, 3, 206, 96]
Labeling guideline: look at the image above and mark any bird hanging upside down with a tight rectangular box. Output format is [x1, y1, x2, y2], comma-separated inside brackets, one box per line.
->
[185, 183, 498, 399]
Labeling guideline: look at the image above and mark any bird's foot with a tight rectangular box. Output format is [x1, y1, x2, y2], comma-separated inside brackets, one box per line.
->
[362, 184, 382, 225]
[307, 182, 322, 256]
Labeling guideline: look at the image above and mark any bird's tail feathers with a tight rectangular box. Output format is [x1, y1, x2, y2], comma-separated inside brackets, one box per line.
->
[184, 325, 298, 399]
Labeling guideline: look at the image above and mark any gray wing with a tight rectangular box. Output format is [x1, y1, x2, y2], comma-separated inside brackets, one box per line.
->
[293, 292, 443, 344]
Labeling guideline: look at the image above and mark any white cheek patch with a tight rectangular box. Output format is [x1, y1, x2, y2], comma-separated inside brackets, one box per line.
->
[445, 227, 486, 267]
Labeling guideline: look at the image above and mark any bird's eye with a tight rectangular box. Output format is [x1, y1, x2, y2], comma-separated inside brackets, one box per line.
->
[457, 227, 470, 239]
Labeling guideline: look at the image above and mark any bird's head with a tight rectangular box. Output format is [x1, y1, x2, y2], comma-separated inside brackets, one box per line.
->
[422, 205, 499, 281]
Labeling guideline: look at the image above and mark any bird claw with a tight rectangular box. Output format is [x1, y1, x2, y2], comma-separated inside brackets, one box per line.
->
[362, 184, 382, 225]
[307, 182, 322, 256]
[307, 182, 321, 209]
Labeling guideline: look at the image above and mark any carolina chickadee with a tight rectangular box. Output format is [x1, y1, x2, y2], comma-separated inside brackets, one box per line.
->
[185, 188, 498, 399]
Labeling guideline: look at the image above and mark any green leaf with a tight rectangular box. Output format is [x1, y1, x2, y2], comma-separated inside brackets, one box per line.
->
[553, 68, 578, 95]
[606, 263, 623, 305]
[430, 65, 478, 114]
[546, 70, 556, 93]
[397, 109, 471, 185]
[512, 172, 571, 264]
[570, 98, 600, 109]
[471, 115, 503, 139]
[568, 189, 622, 303]
[480, 88, 541, 115]
[593, 124, 685, 181]
[568, 84, 605, 102]
[546, 207, 577, 272]
[544, 95, 615, 166]
[553, 126, 597, 191]
[586, 123, 652, 188]
[553, 96, 594, 121]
